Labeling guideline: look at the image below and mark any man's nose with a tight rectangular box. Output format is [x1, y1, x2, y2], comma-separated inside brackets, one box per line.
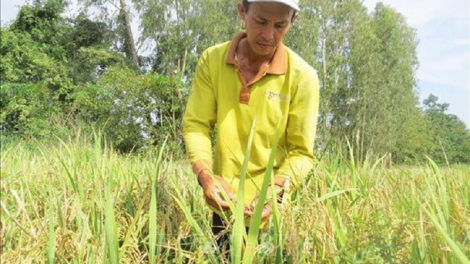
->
[261, 26, 274, 42]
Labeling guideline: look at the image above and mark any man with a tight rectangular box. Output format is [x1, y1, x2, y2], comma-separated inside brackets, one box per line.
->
[183, 0, 319, 254]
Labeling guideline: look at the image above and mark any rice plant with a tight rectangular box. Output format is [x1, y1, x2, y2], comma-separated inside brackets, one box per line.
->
[0, 133, 468, 263]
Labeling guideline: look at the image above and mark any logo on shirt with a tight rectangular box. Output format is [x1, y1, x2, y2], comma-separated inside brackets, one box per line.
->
[265, 90, 289, 102]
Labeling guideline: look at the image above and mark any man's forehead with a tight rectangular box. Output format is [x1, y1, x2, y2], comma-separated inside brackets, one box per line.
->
[254, 14, 291, 23]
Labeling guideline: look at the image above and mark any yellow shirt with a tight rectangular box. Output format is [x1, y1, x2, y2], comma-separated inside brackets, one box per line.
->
[183, 32, 320, 205]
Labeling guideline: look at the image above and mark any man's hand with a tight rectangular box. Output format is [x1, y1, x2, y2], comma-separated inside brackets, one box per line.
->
[244, 183, 284, 220]
[198, 170, 234, 211]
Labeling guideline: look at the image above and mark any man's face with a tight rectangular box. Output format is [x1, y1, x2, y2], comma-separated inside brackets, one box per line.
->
[238, 2, 298, 56]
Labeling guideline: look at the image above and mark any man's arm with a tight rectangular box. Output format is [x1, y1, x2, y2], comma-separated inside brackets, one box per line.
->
[183, 49, 233, 210]
[183, 49, 217, 169]
[276, 67, 320, 187]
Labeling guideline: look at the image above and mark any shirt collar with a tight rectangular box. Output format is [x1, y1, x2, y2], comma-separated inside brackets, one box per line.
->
[226, 31, 287, 75]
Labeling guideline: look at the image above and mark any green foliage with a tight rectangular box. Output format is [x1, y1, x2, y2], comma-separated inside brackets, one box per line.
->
[1, 0, 127, 85]
[0, 83, 68, 138]
[9, 0, 71, 68]
[285, 0, 422, 164]
[72, 46, 129, 84]
[423, 94, 470, 164]
[72, 67, 186, 153]
[0, 29, 71, 87]
[391, 106, 431, 164]
[67, 13, 129, 83]
[364, 3, 419, 157]
[0, 0, 133, 147]
[133, 0, 239, 76]
[1, 0, 468, 164]
[69, 13, 110, 49]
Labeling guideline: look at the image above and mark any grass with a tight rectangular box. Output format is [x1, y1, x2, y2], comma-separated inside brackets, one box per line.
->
[0, 134, 469, 263]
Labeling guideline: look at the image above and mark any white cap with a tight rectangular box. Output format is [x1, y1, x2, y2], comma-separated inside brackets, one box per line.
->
[247, 0, 300, 11]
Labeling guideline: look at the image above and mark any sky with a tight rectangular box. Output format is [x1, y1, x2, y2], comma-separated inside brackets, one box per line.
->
[362, 0, 469, 128]
[1, 0, 469, 128]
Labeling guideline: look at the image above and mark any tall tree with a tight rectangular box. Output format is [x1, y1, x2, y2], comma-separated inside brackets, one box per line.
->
[77, 0, 140, 68]
[286, 0, 377, 158]
[133, 0, 240, 76]
[370, 3, 419, 159]
[118, 0, 140, 67]
[286, 1, 420, 163]
[347, 3, 419, 161]
[423, 94, 470, 164]
[1, 0, 73, 93]
[0, 0, 128, 138]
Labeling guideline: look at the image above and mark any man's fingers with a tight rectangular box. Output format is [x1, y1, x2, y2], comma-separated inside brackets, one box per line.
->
[205, 195, 230, 210]
[261, 211, 270, 219]
[261, 204, 272, 219]
[214, 194, 231, 209]
[201, 175, 234, 211]
[219, 185, 234, 201]
[250, 198, 258, 209]
[244, 206, 253, 216]
[211, 189, 231, 210]
[244, 205, 272, 219]
[218, 179, 234, 200]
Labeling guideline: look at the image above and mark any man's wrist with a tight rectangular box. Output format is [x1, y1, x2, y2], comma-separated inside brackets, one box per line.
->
[196, 169, 211, 187]
[273, 175, 288, 188]
[192, 160, 213, 186]
[196, 169, 205, 186]
[196, 168, 209, 178]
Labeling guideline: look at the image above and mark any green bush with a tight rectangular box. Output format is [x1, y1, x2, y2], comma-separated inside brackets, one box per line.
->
[0, 83, 69, 138]
[71, 67, 186, 155]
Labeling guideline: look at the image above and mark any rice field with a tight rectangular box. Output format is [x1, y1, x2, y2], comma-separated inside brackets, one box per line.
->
[1, 134, 469, 263]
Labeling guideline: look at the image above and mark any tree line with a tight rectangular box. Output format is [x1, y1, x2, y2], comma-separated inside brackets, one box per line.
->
[1, 0, 469, 164]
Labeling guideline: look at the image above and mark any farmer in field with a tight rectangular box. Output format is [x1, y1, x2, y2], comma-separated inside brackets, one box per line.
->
[183, 0, 319, 255]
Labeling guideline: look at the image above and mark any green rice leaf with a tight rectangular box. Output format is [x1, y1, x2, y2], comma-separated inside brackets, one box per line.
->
[231, 117, 257, 264]
[149, 140, 166, 262]
[105, 179, 119, 264]
[423, 206, 469, 263]
[170, 191, 218, 263]
[47, 189, 55, 264]
[243, 120, 282, 264]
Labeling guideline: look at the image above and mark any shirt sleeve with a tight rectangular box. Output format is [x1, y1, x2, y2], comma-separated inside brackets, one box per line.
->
[182, 50, 217, 167]
[276, 67, 320, 186]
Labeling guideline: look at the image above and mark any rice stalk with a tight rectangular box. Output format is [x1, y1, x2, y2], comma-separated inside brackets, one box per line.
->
[47, 187, 55, 264]
[243, 120, 282, 264]
[149, 140, 166, 262]
[231, 118, 257, 264]
[105, 179, 119, 264]
[170, 190, 218, 263]
[423, 205, 469, 263]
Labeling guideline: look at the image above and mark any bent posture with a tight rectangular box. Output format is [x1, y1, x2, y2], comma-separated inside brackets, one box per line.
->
[183, 0, 320, 255]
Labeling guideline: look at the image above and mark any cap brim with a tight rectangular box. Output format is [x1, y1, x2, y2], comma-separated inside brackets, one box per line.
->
[247, 0, 300, 11]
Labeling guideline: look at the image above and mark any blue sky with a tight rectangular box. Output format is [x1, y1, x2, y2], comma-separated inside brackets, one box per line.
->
[2, 0, 469, 128]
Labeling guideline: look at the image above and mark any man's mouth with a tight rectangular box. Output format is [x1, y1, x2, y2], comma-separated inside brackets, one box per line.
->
[257, 42, 273, 49]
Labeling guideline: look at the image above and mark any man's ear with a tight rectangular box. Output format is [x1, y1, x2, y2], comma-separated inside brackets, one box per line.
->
[291, 12, 299, 24]
[237, 3, 246, 20]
